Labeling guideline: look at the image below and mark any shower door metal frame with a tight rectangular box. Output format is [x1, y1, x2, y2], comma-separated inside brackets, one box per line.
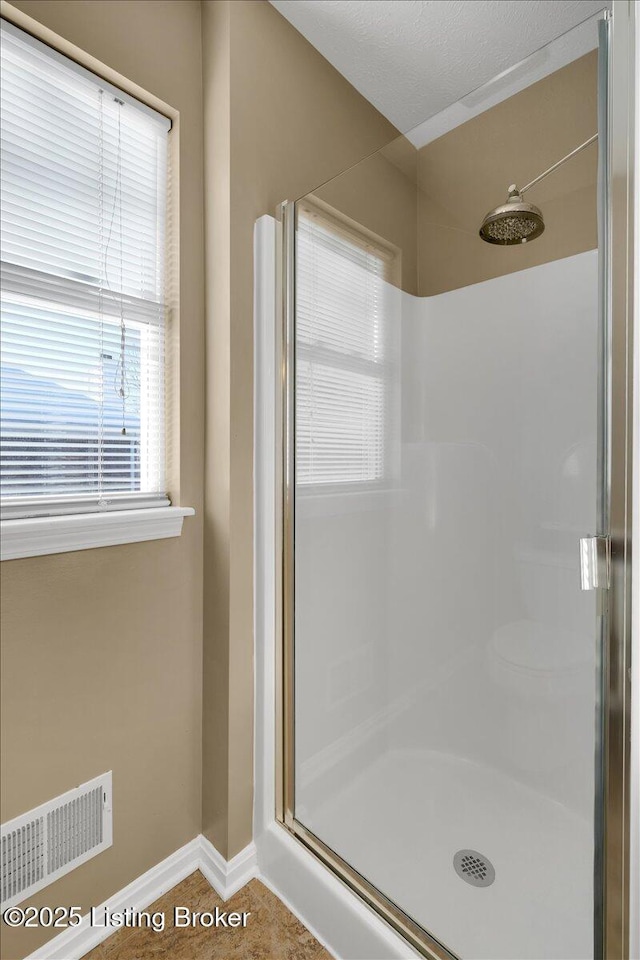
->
[275, 2, 635, 956]
[601, 3, 635, 959]
[278, 193, 458, 960]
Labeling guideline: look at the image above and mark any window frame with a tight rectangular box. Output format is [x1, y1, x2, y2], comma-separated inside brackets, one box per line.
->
[0, 9, 191, 559]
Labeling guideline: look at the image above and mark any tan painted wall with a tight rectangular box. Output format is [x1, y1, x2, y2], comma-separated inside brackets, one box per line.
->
[303, 52, 598, 301]
[298, 52, 598, 301]
[201, 0, 403, 859]
[417, 51, 598, 295]
[0, 3, 205, 958]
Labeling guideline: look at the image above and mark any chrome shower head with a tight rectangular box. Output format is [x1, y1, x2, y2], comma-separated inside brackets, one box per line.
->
[479, 185, 544, 245]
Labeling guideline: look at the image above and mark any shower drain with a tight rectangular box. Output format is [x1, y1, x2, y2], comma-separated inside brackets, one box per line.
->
[453, 849, 495, 887]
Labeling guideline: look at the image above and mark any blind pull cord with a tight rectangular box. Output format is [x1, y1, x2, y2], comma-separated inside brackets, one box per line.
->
[97, 89, 106, 508]
[101, 96, 129, 439]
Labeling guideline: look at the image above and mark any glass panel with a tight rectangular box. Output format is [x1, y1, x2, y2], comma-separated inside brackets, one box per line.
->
[292, 12, 606, 959]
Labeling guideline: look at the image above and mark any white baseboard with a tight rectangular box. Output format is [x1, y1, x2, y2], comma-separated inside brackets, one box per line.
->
[198, 835, 258, 900]
[25, 835, 257, 960]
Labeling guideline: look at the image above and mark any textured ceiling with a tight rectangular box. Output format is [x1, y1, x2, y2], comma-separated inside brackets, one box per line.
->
[268, 0, 609, 133]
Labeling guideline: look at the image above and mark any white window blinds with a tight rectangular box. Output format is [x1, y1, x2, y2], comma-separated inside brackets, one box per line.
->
[0, 20, 170, 519]
[296, 202, 392, 487]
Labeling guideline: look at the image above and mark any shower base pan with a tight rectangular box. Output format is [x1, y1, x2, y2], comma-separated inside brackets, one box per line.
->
[296, 748, 592, 960]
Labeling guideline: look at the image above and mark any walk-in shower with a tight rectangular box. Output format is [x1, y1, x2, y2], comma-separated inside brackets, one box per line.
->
[272, 6, 634, 959]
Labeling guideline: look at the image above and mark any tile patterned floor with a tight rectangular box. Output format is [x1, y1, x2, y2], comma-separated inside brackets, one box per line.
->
[82, 871, 333, 960]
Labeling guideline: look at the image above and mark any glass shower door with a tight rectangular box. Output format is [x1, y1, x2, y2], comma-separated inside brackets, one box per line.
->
[284, 14, 608, 959]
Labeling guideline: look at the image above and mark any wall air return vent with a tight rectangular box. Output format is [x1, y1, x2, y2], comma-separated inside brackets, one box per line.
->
[1, 772, 112, 909]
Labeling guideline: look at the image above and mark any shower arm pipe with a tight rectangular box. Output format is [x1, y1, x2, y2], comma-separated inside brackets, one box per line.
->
[515, 133, 598, 196]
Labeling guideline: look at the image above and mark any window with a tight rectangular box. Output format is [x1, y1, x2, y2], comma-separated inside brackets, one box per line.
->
[0, 20, 170, 520]
[295, 199, 396, 488]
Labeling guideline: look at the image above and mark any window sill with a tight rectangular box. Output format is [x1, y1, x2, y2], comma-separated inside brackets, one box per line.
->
[0, 507, 195, 561]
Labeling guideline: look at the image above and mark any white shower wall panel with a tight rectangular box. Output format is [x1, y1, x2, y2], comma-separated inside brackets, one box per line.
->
[296, 250, 599, 826]
[387, 250, 598, 816]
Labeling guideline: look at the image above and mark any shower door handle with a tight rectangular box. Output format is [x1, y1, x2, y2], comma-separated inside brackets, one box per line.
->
[579, 536, 610, 590]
